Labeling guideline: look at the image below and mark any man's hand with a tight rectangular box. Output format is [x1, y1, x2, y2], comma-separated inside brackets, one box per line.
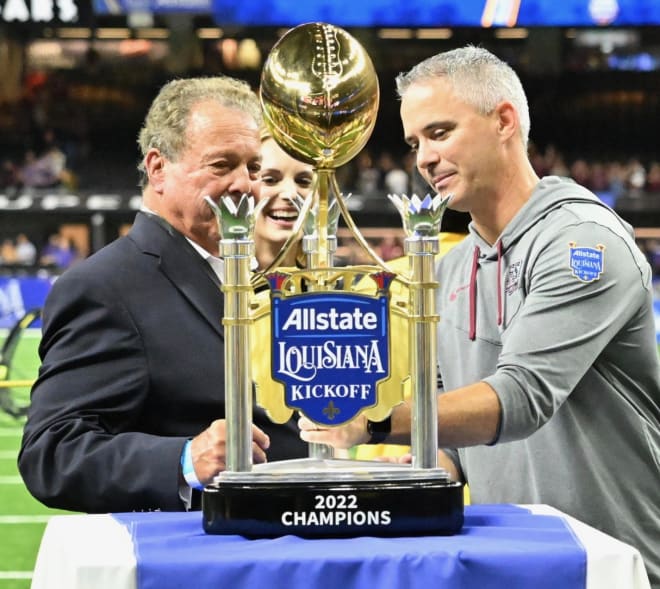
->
[298, 414, 371, 449]
[189, 420, 270, 485]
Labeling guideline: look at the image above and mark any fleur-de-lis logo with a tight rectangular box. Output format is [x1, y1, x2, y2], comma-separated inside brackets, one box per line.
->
[322, 401, 341, 421]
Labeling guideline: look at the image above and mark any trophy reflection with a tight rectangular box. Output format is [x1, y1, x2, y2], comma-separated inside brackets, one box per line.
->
[203, 22, 464, 538]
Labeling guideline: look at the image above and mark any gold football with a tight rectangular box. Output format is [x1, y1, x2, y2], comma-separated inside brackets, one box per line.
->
[260, 22, 380, 169]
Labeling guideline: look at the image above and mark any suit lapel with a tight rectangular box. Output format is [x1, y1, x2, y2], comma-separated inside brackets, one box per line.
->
[130, 212, 224, 337]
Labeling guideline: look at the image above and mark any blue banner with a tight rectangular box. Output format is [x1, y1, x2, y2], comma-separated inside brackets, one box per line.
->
[210, 0, 660, 27]
[113, 504, 586, 589]
[93, 0, 210, 14]
[90, 0, 660, 26]
[0, 276, 53, 329]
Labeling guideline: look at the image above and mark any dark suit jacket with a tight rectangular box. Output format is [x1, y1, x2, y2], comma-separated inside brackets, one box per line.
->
[18, 212, 307, 513]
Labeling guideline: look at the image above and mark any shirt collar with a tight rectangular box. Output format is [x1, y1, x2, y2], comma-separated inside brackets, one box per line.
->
[139, 205, 257, 279]
[186, 237, 225, 282]
[141, 204, 225, 282]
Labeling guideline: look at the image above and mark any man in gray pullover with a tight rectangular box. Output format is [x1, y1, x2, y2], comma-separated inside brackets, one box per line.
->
[300, 46, 660, 586]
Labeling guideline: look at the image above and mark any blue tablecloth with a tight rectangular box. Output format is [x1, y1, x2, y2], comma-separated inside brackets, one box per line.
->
[114, 504, 586, 589]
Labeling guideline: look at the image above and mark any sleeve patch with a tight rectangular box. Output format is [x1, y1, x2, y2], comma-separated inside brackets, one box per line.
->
[568, 242, 605, 282]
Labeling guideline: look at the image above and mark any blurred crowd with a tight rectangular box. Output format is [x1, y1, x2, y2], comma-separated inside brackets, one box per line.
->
[335, 144, 660, 277]
[638, 238, 660, 280]
[336, 143, 660, 203]
[0, 129, 77, 196]
[0, 231, 79, 273]
[528, 143, 660, 200]
[1, 87, 660, 281]
[2, 122, 660, 204]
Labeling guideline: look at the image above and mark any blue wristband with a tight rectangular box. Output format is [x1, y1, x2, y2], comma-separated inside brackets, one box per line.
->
[180, 439, 204, 490]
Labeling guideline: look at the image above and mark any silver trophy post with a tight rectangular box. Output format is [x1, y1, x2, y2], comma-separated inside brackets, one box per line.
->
[298, 174, 343, 460]
[390, 193, 452, 470]
[207, 195, 257, 472]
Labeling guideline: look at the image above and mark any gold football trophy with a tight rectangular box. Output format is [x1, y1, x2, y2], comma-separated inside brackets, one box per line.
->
[203, 22, 464, 538]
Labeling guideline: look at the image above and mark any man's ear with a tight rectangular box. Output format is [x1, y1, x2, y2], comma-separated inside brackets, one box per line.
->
[144, 148, 166, 192]
[494, 101, 518, 142]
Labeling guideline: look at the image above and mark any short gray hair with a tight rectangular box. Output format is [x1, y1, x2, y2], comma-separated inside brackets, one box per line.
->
[137, 76, 262, 187]
[395, 46, 530, 148]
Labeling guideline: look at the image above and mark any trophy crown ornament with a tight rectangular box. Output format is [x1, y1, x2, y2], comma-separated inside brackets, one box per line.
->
[290, 192, 349, 237]
[205, 194, 267, 239]
[388, 193, 453, 237]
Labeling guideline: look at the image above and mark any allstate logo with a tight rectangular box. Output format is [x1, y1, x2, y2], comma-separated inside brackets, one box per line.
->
[268, 271, 394, 426]
[569, 242, 605, 283]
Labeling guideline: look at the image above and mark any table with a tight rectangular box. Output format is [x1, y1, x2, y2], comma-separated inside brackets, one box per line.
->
[31, 504, 651, 589]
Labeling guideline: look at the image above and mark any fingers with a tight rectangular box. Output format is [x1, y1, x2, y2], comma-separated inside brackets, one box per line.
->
[297, 415, 370, 449]
[251, 424, 271, 451]
[373, 455, 400, 463]
[373, 453, 411, 464]
[299, 428, 328, 444]
[297, 415, 330, 444]
[298, 416, 317, 433]
[190, 423, 227, 484]
[251, 424, 270, 464]
[191, 420, 272, 483]
[252, 442, 268, 464]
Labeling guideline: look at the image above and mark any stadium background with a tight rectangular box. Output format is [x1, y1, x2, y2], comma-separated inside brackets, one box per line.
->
[1, 0, 660, 585]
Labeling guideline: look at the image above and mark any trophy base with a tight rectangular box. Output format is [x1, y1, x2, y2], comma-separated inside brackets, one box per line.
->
[202, 458, 464, 538]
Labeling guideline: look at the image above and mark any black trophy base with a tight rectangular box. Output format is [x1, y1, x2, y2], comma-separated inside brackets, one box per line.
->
[202, 459, 464, 538]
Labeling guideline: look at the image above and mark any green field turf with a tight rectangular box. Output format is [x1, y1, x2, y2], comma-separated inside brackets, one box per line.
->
[0, 330, 71, 588]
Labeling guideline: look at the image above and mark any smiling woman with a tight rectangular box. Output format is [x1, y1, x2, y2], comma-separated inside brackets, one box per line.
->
[253, 133, 315, 271]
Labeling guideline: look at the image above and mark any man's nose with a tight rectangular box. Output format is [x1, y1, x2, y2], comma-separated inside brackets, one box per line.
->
[416, 140, 438, 173]
[226, 167, 255, 197]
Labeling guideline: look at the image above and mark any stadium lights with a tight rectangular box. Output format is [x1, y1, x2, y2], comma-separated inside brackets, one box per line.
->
[135, 28, 170, 39]
[129, 195, 143, 210]
[197, 27, 224, 39]
[494, 27, 529, 39]
[416, 28, 453, 40]
[96, 28, 131, 39]
[40, 195, 80, 210]
[86, 195, 122, 210]
[378, 28, 414, 39]
[56, 27, 92, 38]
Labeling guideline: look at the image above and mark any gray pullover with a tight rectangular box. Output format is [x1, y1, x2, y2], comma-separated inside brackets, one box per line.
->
[436, 176, 660, 586]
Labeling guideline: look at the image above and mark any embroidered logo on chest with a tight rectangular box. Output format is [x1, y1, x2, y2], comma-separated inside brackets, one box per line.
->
[569, 243, 605, 282]
[504, 261, 522, 295]
[449, 283, 470, 301]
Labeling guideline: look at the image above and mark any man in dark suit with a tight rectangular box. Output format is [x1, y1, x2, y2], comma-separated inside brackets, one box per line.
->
[18, 76, 307, 513]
